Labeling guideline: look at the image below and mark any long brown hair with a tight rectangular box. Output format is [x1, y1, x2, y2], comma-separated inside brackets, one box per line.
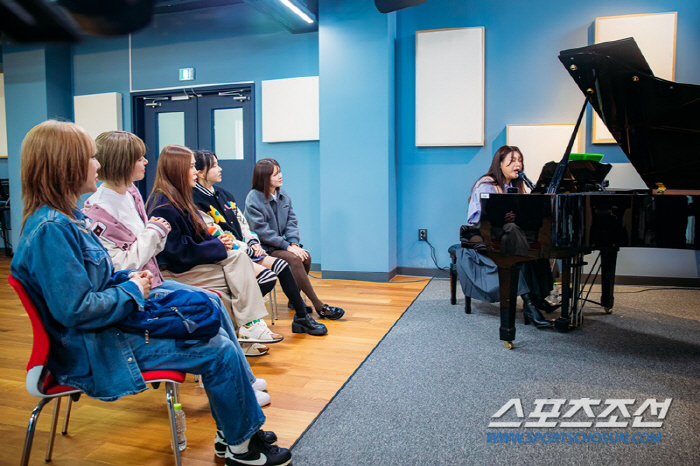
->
[470, 145, 526, 198]
[147, 144, 207, 237]
[20, 120, 96, 230]
[252, 158, 281, 200]
[95, 131, 146, 186]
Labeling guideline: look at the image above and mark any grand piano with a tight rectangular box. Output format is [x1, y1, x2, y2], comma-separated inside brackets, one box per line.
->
[478, 38, 700, 349]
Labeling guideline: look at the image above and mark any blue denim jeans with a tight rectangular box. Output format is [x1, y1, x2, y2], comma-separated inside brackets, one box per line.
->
[124, 329, 265, 445]
[151, 280, 256, 384]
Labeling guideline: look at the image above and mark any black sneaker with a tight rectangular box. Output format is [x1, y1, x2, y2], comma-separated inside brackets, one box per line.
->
[317, 304, 345, 320]
[215, 430, 277, 458]
[291, 314, 327, 336]
[225, 431, 292, 466]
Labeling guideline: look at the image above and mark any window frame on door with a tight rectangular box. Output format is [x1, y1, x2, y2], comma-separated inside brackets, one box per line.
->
[131, 82, 255, 198]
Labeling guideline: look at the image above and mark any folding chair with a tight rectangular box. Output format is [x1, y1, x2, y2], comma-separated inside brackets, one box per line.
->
[8, 274, 187, 466]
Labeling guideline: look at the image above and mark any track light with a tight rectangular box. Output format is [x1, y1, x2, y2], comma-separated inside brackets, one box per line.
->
[279, 0, 314, 24]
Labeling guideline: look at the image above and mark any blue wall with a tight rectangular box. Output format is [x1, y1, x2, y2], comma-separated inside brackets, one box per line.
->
[72, 3, 322, 261]
[396, 0, 700, 274]
[3, 0, 699, 277]
[3, 46, 73, 247]
[319, 1, 397, 278]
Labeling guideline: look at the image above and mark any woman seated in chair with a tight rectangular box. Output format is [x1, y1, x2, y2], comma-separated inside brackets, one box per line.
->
[245, 158, 346, 327]
[11, 120, 291, 465]
[83, 132, 273, 370]
[145, 144, 285, 347]
[458, 145, 558, 328]
[192, 150, 327, 336]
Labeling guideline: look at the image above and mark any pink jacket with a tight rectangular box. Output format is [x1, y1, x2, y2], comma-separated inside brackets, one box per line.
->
[83, 185, 167, 287]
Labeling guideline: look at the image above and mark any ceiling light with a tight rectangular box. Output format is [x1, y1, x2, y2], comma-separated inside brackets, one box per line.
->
[279, 0, 314, 24]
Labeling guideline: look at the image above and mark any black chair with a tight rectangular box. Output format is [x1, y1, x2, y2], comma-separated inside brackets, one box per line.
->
[448, 244, 472, 314]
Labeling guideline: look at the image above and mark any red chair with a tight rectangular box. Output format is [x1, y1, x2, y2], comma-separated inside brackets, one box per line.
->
[8, 274, 187, 466]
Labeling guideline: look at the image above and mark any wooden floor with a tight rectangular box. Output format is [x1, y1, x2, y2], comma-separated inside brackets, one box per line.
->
[0, 256, 428, 465]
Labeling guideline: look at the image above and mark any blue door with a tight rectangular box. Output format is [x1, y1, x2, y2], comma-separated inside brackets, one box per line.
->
[134, 85, 255, 205]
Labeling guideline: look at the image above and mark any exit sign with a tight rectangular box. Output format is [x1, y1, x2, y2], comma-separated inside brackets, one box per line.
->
[179, 68, 195, 81]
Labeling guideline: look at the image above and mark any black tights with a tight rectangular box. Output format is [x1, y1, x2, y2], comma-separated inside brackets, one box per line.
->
[255, 258, 307, 318]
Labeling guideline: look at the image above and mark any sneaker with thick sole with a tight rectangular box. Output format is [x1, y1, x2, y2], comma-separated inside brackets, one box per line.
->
[215, 430, 278, 458]
[242, 343, 269, 357]
[292, 314, 327, 336]
[225, 433, 291, 466]
[239, 320, 284, 344]
[256, 390, 271, 407]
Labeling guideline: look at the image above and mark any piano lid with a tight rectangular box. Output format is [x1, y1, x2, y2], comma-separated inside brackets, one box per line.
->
[559, 38, 700, 190]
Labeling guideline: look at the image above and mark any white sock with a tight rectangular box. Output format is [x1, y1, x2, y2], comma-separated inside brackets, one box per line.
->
[229, 438, 250, 454]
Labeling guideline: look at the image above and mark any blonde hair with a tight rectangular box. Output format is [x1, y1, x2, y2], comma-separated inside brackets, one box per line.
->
[95, 131, 146, 186]
[20, 120, 96, 230]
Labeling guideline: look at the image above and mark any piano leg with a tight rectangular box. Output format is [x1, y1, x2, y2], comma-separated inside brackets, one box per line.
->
[555, 257, 572, 332]
[600, 247, 618, 313]
[498, 263, 522, 350]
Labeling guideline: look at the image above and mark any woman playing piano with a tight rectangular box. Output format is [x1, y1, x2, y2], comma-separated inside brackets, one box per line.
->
[457, 145, 557, 328]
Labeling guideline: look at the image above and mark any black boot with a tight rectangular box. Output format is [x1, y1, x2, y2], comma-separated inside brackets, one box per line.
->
[534, 294, 561, 313]
[521, 293, 553, 329]
[292, 314, 328, 336]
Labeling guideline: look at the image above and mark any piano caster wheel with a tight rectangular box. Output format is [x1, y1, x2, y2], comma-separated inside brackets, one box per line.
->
[604, 307, 613, 314]
[504, 341, 514, 350]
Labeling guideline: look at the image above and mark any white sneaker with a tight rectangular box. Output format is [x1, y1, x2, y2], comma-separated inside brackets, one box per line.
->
[255, 389, 271, 407]
[239, 320, 284, 344]
[241, 343, 269, 357]
[252, 378, 268, 391]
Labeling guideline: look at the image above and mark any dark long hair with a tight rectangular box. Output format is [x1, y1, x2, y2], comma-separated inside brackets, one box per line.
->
[147, 144, 207, 237]
[194, 149, 217, 178]
[469, 145, 526, 199]
[252, 158, 281, 200]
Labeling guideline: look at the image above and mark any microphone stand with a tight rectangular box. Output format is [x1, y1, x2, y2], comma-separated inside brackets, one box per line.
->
[518, 171, 535, 191]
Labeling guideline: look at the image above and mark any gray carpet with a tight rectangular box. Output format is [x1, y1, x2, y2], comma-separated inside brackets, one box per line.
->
[291, 280, 700, 466]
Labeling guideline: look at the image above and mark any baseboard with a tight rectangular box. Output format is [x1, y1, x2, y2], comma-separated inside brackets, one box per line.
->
[312, 265, 698, 287]
[396, 267, 450, 278]
[311, 262, 321, 272]
[320, 267, 398, 282]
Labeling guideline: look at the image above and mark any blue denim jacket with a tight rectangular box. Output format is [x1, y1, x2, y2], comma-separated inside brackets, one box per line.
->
[11, 206, 148, 400]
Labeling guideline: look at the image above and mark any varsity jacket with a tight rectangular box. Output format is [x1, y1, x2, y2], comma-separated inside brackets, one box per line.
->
[192, 183, 261, 257]
[83, 185, 168, 287]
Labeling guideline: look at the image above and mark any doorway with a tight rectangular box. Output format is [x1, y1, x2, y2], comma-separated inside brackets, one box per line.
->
[132, 83, 255, 205]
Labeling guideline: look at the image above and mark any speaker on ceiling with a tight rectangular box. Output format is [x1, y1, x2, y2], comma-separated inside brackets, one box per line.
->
[374, 0, 426, 14]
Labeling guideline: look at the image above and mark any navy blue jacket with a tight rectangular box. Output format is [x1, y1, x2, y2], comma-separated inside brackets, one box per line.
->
[147, 193, 228, 273]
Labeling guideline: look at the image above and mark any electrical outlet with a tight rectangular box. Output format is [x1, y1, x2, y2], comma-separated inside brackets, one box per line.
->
[418, 229, 427, 241]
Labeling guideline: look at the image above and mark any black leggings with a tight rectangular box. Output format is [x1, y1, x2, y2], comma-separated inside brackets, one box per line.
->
[255, 258, 307, 318]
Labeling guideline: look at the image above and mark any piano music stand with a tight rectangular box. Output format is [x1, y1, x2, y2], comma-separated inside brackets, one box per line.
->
[532, 161, 612, 194]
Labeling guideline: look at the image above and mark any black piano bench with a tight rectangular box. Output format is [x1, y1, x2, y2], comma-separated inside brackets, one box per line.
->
[448, 244, 472, 314]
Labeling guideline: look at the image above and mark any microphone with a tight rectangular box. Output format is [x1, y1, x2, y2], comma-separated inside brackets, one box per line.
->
[517, 171, 535, 190]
